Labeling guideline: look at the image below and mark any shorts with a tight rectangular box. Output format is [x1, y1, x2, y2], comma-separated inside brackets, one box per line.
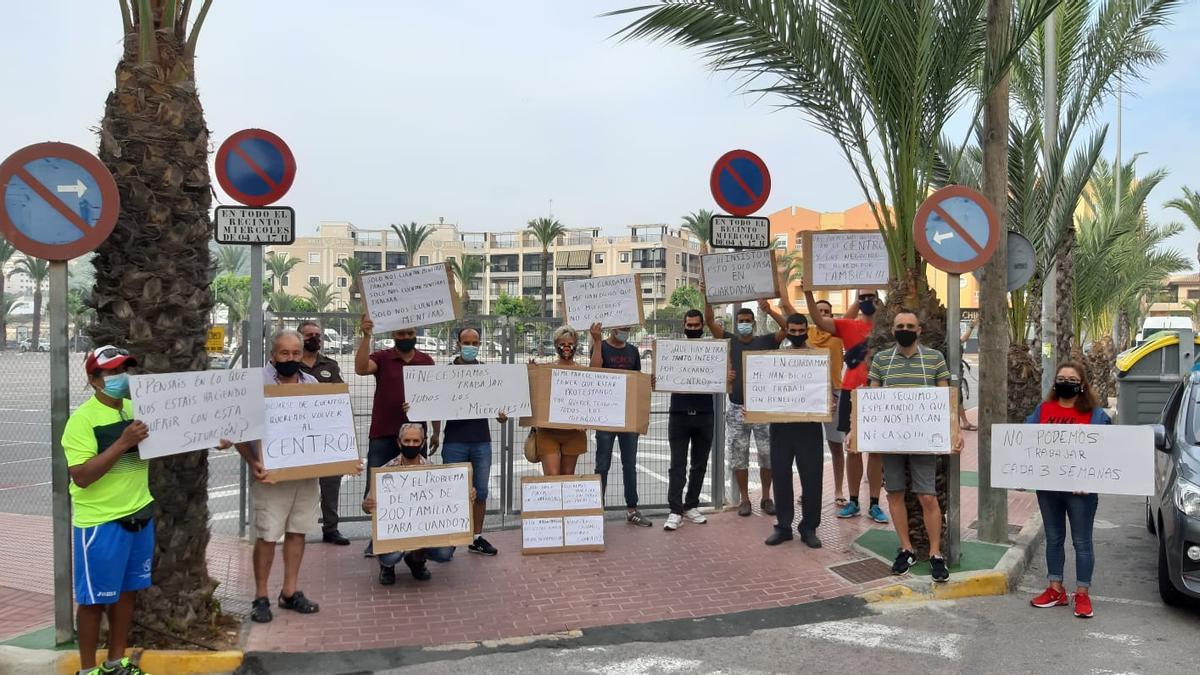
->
[882, 454, 939, 495]
[824, 389, 845, 444]
[726, 402, 770, 471]
[442, 441, 492, 502]
[837, 388, 854, 434]
[252, 478, 320, 541]
[536, 428, 588, 457]
[73, 519, 154, 606]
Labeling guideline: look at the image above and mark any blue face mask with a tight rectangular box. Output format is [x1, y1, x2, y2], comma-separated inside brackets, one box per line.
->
[461, 345, 479, 361]
[736, 322, 754, 336]
[102, 373, 130, 399]
[614, 330, 630, 344]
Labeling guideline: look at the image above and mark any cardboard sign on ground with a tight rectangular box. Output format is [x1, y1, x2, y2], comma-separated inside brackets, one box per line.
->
[562, 274, 645, 330]
[741, 349, 832, 423]
[652, 338, 730, 394]
[372, 462, 474, 553]
[801, 230, 889, 290]
[132, 368, 264, 459]
[359, 263, 462, 333]
[403, 363, 532, 422]
[852, 386, 959, 454]
[521, 365, 651, 434]
[990, 424, 1154, 496]
[520, 475, 605, 554]
[261, 383, 361, 481]
[700, 249, 781, 304]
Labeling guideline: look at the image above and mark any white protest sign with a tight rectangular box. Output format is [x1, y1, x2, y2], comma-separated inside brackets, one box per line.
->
[743, 351, 831, 423]
[373, 463, 473, 552]
[359, 263, 461, 332]
[548, 368, 627, 428]
[991, 424, 1154, 496]
[564, 515, 604, 547]
[803, 230, 889, 290]
[132, 368, 265, 459]
[261, 385, 360, 478]
[562, 478, 603, 510]
[700, 249, 780, 304]
[653, 339, 729, 394]
[855, 387, 954, 454]
[562, 274, 643, 330]
[522, 481, 564, 513]
[522, 517, 565, 549]
[404, 363, 531, 422]
[519, 475, 605, 554]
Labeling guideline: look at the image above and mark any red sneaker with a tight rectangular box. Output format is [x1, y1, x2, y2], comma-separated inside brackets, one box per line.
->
[1030, 586, 1068, 608]
[1074, 592, 1094, 618]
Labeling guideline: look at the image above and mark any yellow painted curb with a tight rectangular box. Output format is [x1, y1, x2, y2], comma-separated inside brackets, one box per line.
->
[930, 571, 1008, 600]
[57, 650, 243, 674]
[857, 583, 915, 604]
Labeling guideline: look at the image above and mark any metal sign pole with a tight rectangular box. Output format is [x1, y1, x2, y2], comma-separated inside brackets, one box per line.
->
[49, 260, 73, 644]
[945, 274, 962, 565]
[245, 244, 265, 535]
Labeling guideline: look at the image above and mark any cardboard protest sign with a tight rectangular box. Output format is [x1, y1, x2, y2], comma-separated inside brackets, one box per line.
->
[132, 368, 264, 459]
[801, 230, 889, 290]
[852, 387, 958, 454]
[372, 462, 474, 553]
[520, 365, 651, 434]
[742, 349, 831, 423]
[700, 249, 781, 304]
[403, 363, 531, 422]
[359, 263, 462, 333]
[562, 274, 644, 330]
[261, 383, 361, 481]
[990, 424, 1154, 496]
[652, 338, 730, 394]
[520, 475, 604, 554]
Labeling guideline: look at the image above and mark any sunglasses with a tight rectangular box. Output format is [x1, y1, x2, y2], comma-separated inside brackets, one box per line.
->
[96, 347, 130, 360]
[1055, 378, 1082, 384]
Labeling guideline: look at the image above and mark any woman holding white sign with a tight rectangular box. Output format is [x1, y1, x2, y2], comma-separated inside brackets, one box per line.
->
[1026, 362, 1111, 619]
[529, 326, 589, 476]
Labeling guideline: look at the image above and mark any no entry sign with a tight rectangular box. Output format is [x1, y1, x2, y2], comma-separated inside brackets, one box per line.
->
[710, 149, 771, 217]
[914, 185, 1000, 274]
[215, 129, 296, 207]
[0, 142, 119, 261]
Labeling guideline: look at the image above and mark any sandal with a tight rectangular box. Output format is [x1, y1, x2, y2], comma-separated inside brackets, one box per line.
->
[961, 423, 978, 431]
[835, 497, 849, 507]
[250, 596, 272, 623]
[278, 590, 320, 614]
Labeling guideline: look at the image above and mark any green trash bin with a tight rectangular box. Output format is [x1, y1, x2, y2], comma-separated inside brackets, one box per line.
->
[1115, 329, 1197, 425]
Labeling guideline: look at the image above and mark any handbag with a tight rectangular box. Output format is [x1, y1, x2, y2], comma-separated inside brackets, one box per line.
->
[524, 429, 540, 464]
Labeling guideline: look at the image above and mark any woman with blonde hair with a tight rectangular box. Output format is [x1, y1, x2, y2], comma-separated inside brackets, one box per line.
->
[528, 325, 589, 476]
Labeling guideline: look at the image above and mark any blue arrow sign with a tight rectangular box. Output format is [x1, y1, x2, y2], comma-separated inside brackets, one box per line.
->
[3, 157, 105, 246]
[921, 195, 992, 266]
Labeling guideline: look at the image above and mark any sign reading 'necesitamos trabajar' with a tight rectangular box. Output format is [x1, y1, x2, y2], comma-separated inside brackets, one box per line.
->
[990, 423, 1154, 496]
[403, 363, 531, 422]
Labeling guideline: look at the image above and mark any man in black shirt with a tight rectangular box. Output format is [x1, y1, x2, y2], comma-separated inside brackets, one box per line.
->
[589, 322, 652, 527]
[298, 320, 349, 546]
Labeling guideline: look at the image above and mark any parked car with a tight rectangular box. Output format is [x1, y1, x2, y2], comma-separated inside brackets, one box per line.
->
[1149, 372, 1200, 605]
[416, 335, 447, 354]
[19, 338, 48, 352]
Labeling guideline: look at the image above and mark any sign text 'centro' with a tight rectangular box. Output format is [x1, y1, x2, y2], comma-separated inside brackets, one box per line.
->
[214, 206, 296, 245]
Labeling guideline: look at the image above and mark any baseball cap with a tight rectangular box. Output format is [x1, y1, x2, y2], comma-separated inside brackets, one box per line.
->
[85, 345, 138, 375]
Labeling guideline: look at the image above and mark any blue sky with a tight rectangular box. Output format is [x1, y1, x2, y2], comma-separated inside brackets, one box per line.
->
[2, 2, 1197, 266]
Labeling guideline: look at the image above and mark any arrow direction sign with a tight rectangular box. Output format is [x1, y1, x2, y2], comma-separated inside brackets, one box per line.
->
[56, 179, 87, 198]
[933, 231, 954, 244]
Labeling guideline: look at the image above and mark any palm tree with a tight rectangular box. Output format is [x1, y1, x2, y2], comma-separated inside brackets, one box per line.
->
[0, 238, 16, 348]
[0, 293, 19, 340]
[305, 280, 337, 313]
[10, 256, 49, 349]
[90, 1, 220, 639]
[214, 276, 250, 352]
[447, 255, 484, 311]
[335, 256, 367, 303]
[526, 217, 566, 317]
[214, 244, 248, 276]
[1165, 186, 1200, 271]
[268, 290, 296, 314]
[67, 286, 94, 349]
[391, 222, 436, 267]
[264, 251, 301, 292]
[681, 209, 714, 253]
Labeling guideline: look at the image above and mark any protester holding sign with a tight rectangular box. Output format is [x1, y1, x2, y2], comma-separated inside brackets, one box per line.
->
[808, 300, 849, 507]
[704, 288, 784, 517]
[590, 322, 653, 527]
[297, 320, 350, 547]
[1026, 362, 1111, 619]
[856, 311, 958, 582]
[528, 326, 589, 476]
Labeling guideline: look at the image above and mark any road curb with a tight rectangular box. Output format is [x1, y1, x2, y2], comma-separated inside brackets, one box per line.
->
[51, 649, 243, 674]
[858, 510, 1045, 604]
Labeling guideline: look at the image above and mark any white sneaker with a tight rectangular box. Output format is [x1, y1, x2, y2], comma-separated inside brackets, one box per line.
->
[664, 513, 683, 531]
[683, 508, 707, 524]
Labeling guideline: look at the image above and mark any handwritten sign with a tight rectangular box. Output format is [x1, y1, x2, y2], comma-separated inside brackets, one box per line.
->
[550, 368, 625, 428]
[372, 463, 474, 553]
[742, 350, 831, 423]
[562, 274, 644, 330]
[854, 387, 956, 454]
[261, 384, 360, 480]
[991, 424, 1154, 496]
[802, 230, 889, 290]
[521, 475, 605, 554]
[359, 263, 462, 333]
[132, 368, 264, 459]
[700, 249, 780, 304]
[404, 363, 531, 422]
[653, 338, 729, 394]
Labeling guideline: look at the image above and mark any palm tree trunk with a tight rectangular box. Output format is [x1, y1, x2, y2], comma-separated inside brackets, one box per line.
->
[0, 275, 7, 349]
[1054, 230, 1075, 358]
[540, 247, 550, 318]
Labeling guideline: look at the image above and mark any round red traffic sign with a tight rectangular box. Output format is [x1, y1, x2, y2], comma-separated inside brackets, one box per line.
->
[710, 149, 771, 216]
[914, 185, 1001, 274]
[0, 142, 120, 261]
[215, 129, 296, 207]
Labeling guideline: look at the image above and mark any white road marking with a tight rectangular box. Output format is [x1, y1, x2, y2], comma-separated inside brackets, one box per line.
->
[1093, 519, 1121, 529]
[0, 481, 51, 492]
[794, 620, 963, 660]
[1087, 632, 1144, 657]
[0, 456, 48, 465]
[211, 510, 241, 522]
[582, 656, 705, 675]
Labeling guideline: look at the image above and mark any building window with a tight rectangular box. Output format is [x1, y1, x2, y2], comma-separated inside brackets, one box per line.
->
[308, 252, 320, 264]
[594, 253, 605, 264]
[620, 251, 630, 263]
[675, 253, 681, 264]
[419, 255, 430, 265]
[308, 276, 320, 287]
[336, 255, 347, 264]
[774, 234, 787, 249]
[446, 256, 456, 266]
[1187, 289, 1200, 300]
[354, 250, 382, 272]
[281, 274, 289, 288]
[337, 277, 347, 288]
[385, 252, 407, 269]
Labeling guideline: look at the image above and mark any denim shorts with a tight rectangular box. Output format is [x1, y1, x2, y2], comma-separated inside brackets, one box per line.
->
[441, 441, 492, 502]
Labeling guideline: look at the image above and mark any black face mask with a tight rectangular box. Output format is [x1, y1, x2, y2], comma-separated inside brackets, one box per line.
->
[858, 299, 877, 316]
[303, 337, 321, 353]
[274, 360, 302, 377]
[684, 328, 704, 339]
[893, 330, 918, 347]
[787, 333, 808, 347]
[399, 443, 423, 460]
[1054, 382, 1083, 399]
[395, 338, 417, 352]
